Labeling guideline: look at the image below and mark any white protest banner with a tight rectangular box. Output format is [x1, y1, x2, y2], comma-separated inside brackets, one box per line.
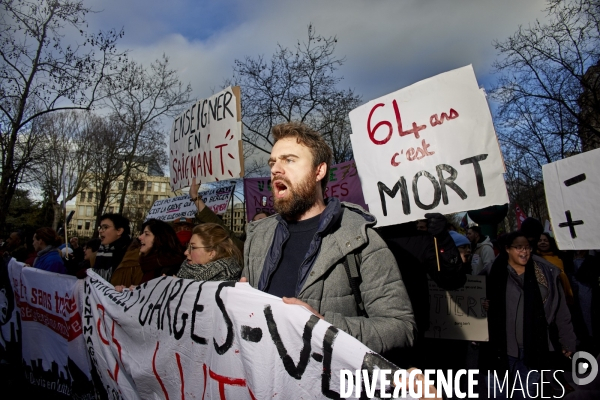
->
[170, 86, 244, 191]
[7, 260, 94, 398]
[82, 271, 411, 399]
[0, 259, 19, 362]
[424, 275, 488, 342]
[542, 147, 600, 250]
[146, 185, 234, 221]
[349, 65, 508, 227]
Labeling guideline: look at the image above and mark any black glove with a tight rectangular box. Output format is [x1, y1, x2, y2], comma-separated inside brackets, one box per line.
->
[424, 213, 447, 236]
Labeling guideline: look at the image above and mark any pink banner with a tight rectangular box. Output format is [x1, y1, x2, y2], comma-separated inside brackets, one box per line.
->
[244, 160, 367, 221]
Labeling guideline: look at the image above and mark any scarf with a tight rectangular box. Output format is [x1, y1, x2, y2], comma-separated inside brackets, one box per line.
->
[488, 258, 549, 370]
[93, 235, 131, 282]
[177, 257, 242, 282]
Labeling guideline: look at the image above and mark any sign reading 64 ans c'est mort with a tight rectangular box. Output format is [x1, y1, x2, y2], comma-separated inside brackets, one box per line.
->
[349, 66, 508, 227]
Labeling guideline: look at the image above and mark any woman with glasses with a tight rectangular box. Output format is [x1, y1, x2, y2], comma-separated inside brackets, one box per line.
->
[486, 231, 575, 398]
[176, 223, 242, 282]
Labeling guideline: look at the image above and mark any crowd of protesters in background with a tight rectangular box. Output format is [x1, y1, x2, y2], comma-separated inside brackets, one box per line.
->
[1, 121, 599, 399]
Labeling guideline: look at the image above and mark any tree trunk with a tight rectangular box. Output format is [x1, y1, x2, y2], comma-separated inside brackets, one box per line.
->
[52, 202, 62, 231]
[118, 164, 131, 214]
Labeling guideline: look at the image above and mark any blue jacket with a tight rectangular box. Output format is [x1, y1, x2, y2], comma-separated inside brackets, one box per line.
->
[34, 248, 67, 274]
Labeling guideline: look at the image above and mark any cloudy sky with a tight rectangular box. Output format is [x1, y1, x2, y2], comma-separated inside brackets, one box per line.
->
[84, 0, 551, 104]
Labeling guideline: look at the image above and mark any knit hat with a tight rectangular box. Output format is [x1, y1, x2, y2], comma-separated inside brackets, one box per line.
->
[450, 231, 470, 247]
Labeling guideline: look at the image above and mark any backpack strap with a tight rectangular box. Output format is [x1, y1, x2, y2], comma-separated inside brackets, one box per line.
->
[343, 252, 367, 317]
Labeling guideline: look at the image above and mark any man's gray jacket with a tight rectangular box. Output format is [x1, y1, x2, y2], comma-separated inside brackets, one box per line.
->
[243, 198, 415, 354]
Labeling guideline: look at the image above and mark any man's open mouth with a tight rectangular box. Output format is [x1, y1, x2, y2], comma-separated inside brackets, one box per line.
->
[273, 180, 289, 199]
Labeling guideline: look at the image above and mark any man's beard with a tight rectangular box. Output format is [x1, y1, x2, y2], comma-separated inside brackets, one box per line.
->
[272, 175, 318, 220]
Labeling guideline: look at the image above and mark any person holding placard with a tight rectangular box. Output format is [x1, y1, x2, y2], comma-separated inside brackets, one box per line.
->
[189, 177, 244, 254]
[242, 122, 415, 354]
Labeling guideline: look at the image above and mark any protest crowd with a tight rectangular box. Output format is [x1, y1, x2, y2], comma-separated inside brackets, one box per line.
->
[1, 119, 598, 400]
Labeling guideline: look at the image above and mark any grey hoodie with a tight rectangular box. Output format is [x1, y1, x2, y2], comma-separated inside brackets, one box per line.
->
[472, 236, 495, 275]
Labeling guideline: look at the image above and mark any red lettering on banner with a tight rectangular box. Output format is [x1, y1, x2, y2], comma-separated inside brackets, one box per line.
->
[176, 353, 185, 400]
[153, 342, 170, 400]
[97, 304, 124, 383]
[54, 291, 76, 315]
[31, 288, 52, 310]
[17, 294, 82, 341]
[201, 364, 256, 400]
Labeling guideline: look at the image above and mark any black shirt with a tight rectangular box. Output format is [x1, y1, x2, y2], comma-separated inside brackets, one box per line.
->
[266, 214, 321, 298]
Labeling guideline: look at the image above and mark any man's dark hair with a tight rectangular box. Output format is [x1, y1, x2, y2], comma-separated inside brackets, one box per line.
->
[468, 225, 482, 236]
[85, 238, 102, 253]
[272, 122, 333, 194]
[521, 218, 543, 241]
[99, 213, 131, 237]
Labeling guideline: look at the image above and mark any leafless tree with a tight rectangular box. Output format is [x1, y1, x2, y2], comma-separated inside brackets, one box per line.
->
[229, 24, 361, 167]
[30, 110, 94, 230]
[101, 54, 192, 213]
[85, 114, 129, 235]
[492, 0, 599, 219]
[0, 0, 127, 227]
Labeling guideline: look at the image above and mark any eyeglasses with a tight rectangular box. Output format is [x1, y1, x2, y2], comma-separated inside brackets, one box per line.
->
[510, 245, 532, 252]
[187, 244, 210, 252]
[98, 224, 114, 232]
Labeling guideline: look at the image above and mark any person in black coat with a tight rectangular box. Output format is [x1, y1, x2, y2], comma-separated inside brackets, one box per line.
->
[377, 213, 466, 368]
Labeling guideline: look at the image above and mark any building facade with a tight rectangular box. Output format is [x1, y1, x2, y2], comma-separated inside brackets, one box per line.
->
[70, 163, 178, 238]
[221, 203, 246, 235]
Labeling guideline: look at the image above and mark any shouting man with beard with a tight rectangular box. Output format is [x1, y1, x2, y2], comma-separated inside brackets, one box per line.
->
[242, 122, 415, 354]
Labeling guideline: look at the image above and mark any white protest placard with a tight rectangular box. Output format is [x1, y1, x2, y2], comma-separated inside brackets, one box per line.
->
[82, 272, 412, 399]
[145, 194, 197, 221]
[424, 275, 488, 342]
[542, 148, 600, 250]
[349, 65, 508, 227]
[198, 184, 235, 215]
[7, 260, 94, 398]
[146, 186, 234, 221]
[170, 86, 244, 191]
